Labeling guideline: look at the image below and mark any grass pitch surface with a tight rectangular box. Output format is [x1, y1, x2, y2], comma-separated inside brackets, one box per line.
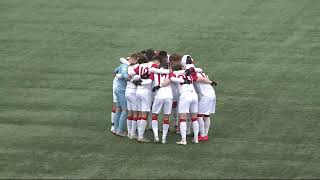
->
[0, 0, 319, 178]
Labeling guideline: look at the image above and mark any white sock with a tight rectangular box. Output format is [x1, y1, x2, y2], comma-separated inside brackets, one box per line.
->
[162, 124, 169, 140]
[138, 120, 147, 139]
[111, 112, 115, 124]
[180, 121, 187, 142]
[192, 120, 199, 141]
[127, 118, 132, 136]
[198, 116, 205, 136]
[152, 120, 158, 139]
[131, 120, 137, 136]
[204, 116, 211, 136]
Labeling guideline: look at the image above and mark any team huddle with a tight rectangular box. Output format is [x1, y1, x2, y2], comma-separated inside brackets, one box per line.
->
[110, 49, 217, 145]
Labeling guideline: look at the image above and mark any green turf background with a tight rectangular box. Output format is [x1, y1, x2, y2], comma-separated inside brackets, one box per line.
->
[0, 0, 319, 178]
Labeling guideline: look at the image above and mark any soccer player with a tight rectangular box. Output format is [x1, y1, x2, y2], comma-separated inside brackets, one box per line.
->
[132, 55, 161, 143]
[170, 61, 212, 145]
[125, 54, 142, 139]
[111, 57, 130, 133]
[168, 54, 183, 133]
[150, 60, 174, 143]
[113, 55, 138, 137]
[194, 70, 217, 141]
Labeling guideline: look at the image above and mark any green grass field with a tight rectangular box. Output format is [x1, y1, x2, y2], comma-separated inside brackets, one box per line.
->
[1, 0, 320, 178]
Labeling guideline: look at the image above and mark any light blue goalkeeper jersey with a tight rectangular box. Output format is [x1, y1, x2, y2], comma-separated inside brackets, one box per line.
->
[114, 63, 129, 91]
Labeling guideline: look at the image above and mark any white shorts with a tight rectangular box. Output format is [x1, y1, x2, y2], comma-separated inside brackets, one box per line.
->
[112, 78, 118, 103]
[178, 91, 198, 114]
[136, 88, 152, 112]
[152, 98, 173, 115]
[198, 95, 216, 115]
[125, 88, 138, 111]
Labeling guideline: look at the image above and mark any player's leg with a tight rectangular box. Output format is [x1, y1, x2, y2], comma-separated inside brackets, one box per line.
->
[162, 98, 173, 144]
[204, 95, 216, 140]
[197, 114, 205, 140]
[186, 114, 192, 136]
[111, 103, 117, 132]
[198, 95, 209, 140]
[116, 90, 128, 136]
[113, 105, 122, 134]
[111, 78, 118, 132]
[130, 95, 139, 139]
[176, 94, 191, 145]
[130, 111, 139, 139]
[137, 91, 152, 143]
[125, 91, 133, 138]
[151, 98, 163, 143]
[171, 101, 179, 134]
[190, 93, 199, 144]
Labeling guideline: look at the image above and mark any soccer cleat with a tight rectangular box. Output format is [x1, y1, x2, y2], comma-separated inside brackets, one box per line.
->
[137, 138, 151, 143]
[192, 138, 199, 144]
[162, 138, 167, 144]
[154, 137, 160, 143]
[198, 136, 205, 141]
[130, 134, 138, 140]
[176, 140, 187, 145]
[116, 132, 127, 137]
[203, 135, 209, 141]
[111, 126, 115, 132]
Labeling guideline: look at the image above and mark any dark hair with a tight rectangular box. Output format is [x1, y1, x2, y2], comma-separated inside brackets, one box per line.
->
[145, 49, 155, 60]
[186, 56, 193, 64]
[158, 50, 167, 57]
[169, 54, 182, 63]
[172, 64, 182, 71]
[137, 54, 148, 64]
[159, 63, 169, 69]
[152, 56, 162, 62]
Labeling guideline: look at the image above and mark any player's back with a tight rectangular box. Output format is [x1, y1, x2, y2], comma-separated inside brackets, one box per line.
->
[172, 72, 196, 94]
[153, 72, 173, 99]
[194, 72, 215, 97]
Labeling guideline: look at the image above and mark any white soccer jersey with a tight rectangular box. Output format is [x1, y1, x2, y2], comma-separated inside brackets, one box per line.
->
[171, 72, 197, 94]
[151, 71, 174, 99]
[194, 72, 215, 97]
[126, 64, 139, 89]
[134, 62, 157, 90]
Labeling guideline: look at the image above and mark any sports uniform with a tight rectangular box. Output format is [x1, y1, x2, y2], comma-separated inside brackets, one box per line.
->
[133, 62, 157, 142]
[194, 72, 216, 140]
[113, 63, 129, 135]
[125, 64, 140, 138]
[150, 71, 174, 143]
[194, 72, 216, 115]
[170, 71, 199, 145]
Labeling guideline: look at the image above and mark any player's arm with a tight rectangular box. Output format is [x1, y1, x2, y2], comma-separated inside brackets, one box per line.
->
[173, 70, 186, 75]
[195, 68, 203, 73]
[150, 68, 170, 74]
[141, 79, 152, 86]
[194, 76, 217, 86]
[113, 66, 120, 74]
[170, 77, 184, 83]
[115, 74, 123, 79]
[195, 77, 212, 84]
[121, 65, 130, 80]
